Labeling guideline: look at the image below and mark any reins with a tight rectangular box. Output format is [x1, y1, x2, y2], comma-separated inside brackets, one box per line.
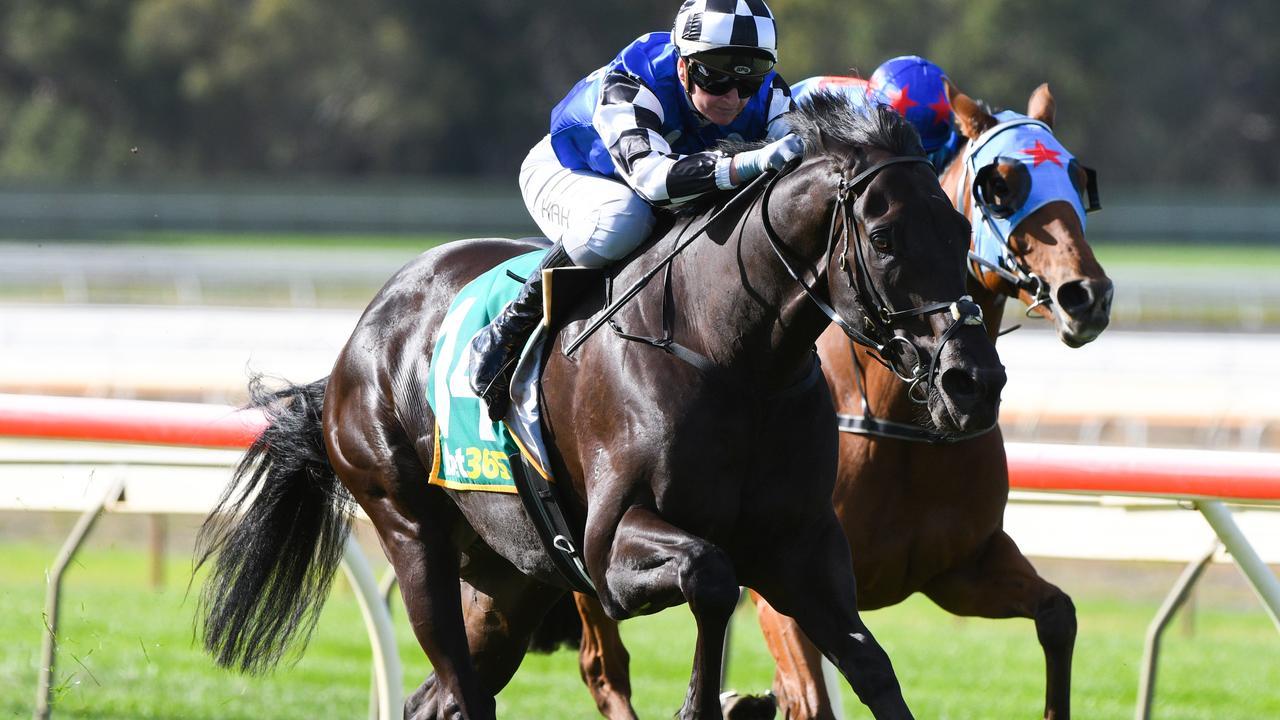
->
[564, 151, 985, 406]
[562, 169, 775, 359]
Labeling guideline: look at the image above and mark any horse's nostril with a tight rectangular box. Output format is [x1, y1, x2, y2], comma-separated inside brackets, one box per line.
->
[1056, 277, 1114, 318]
[1055, 279, 1092, 314]
[940, 367, 981, 403]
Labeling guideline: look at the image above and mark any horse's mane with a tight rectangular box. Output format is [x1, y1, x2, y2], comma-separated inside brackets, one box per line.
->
[790, 90, 925, 160]
[674, 91, 924, 217]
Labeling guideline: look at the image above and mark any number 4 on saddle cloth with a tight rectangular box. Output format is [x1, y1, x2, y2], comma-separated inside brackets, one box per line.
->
[426, 247, 601, 594]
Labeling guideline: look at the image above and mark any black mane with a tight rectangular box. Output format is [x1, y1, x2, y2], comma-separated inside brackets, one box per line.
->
[790, 90, 925, 159]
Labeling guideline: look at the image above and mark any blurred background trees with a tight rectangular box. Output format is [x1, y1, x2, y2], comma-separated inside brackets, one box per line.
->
[0, 0, 1275, 189]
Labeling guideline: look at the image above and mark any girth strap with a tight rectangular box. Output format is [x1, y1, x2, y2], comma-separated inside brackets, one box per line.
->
[508, 452, 596, 595]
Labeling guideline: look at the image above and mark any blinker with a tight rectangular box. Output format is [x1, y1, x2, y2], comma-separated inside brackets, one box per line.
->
[1083, 165, 1101, 213]
[972, 159, 1031, 219]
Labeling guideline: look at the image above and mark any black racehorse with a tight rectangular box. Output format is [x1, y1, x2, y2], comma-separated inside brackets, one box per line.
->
[195, 93, 1005, 719]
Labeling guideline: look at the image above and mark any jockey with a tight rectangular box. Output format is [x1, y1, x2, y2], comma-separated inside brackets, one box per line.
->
[868, 55, 962, 172]
[469, 0, 802, 418]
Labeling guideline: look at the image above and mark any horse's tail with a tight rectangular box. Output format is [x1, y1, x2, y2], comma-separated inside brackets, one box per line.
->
[194, 375, 352, 674]
[528, 592, 583, 653]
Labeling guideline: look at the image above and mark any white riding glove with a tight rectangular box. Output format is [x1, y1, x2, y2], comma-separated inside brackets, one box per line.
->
[731, 133, 805, 184]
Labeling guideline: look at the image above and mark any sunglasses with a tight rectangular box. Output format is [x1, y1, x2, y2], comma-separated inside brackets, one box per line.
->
[688, 51, 773, 97]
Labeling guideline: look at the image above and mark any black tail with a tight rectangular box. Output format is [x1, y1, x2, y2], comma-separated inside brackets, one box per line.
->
[527, 593, 583, 654]
[194, 376, 351, 674]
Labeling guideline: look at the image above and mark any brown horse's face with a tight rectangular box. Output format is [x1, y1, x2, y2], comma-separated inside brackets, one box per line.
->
[1006, 198, 1112, 347]
[829, 153, 1006, 434]
[949, 84, 1113, 348]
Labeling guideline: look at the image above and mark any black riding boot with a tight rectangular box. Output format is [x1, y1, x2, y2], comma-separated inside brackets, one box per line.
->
[468, 243, 573, 420]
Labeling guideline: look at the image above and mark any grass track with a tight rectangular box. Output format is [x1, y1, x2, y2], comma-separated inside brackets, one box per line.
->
[3, 543, 1278, 719]
[1090, 242, 1280, 269]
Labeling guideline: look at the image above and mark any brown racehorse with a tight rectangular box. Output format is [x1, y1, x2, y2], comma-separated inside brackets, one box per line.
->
[194, 95, 1005, 720]
[572, 84, 1111, 720]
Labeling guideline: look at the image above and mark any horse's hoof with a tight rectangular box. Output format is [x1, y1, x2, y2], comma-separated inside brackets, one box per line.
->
[404, 674, 438, 719]
[720, 690, 777, 720]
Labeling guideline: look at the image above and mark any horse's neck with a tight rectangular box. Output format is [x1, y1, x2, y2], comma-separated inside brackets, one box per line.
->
[657, 183, 833, 385]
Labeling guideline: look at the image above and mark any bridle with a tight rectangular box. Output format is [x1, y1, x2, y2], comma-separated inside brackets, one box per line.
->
[760, 155, 984, 404]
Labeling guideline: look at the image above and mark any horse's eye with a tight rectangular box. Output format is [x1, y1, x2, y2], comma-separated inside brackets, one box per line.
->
[870, 230, 893, 254]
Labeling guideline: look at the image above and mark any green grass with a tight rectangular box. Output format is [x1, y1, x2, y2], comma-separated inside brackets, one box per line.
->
[3, 543, 1279, 719]
[1091, 242, 1280, 269]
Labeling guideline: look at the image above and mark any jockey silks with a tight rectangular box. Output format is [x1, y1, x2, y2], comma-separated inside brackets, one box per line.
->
[549, 32, 786, 181]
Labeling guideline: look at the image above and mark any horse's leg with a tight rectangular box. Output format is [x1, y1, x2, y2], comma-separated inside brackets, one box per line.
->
[751, 590, 837, 720]
[327, 395, 493, 719]
[921, 530, 1076, 720]
[574, 592, 639, 720]
[591, 506, 740, 720]
[366, 490, 497, 720]
[752, 517, 913, 720]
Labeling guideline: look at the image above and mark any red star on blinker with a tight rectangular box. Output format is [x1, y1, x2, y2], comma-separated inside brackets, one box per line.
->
[928, 91, 951, 125]
[1021, 139, 1063, 167]
[886, 84, 918, 115]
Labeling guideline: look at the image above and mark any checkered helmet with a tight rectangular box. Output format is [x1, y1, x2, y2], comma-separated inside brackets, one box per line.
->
[673, 0, 778, 64]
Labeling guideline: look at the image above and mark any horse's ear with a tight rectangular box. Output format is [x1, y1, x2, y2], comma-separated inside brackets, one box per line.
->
[944, 77, 961, 104]
[951, 91, 997, 140]
[1027, 83, 1056, 128]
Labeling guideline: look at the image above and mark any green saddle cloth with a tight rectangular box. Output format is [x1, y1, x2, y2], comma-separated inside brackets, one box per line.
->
[426, 250, 546, 492]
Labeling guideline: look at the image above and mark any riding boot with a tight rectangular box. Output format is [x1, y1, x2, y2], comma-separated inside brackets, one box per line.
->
[468, 243, 573, 420]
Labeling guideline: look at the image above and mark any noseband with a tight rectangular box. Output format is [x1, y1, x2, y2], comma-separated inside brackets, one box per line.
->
[761, 156, 984, 403]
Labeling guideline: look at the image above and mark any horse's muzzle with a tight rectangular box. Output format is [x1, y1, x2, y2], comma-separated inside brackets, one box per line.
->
[1054, 276, 1114, 347]
[929, 335, 1006, 435]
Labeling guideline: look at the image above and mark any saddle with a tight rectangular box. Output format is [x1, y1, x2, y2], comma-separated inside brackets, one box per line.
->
[426, 239, 609, 595]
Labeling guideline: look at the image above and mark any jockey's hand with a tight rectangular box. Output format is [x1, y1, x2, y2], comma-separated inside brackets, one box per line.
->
[731, 133, 804, 184]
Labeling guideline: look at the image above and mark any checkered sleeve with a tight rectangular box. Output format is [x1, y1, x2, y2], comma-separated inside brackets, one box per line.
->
[765, 74, 797, 140]
[593, 71, 726, 206]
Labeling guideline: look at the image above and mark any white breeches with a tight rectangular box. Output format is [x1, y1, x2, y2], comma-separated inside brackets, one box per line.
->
[519, 135, 656, 268]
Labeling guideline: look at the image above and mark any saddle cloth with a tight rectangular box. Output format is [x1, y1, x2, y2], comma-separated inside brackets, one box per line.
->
[426, 249, 555, 492]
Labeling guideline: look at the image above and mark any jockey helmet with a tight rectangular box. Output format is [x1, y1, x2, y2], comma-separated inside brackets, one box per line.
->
[673, 0, 778, 79]
[870, 55, 953, 152]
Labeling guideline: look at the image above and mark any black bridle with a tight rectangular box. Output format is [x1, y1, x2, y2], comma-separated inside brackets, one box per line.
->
[760, 155, 985, 404]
